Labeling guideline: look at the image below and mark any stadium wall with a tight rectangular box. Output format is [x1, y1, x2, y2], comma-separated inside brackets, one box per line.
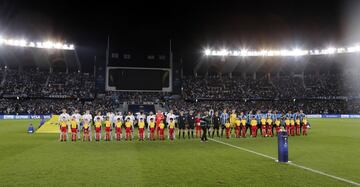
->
[0, 115, 52, 120]
[307, 114, 360, 118]
[0, 114, 359, 120]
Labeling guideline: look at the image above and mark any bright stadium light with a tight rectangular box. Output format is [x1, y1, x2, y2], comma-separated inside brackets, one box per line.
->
[0, 35, 75, 50]
[219, 49, 229, 56]
[204, 49, 211, 56]
[203, 43, 360, 57]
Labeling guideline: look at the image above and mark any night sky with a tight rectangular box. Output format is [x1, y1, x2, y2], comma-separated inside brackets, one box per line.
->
[0, 0, 350, 70]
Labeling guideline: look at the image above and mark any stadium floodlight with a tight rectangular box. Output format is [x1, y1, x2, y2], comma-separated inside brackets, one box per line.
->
[0, 35, 75, 50]
[347, 45, 360, 53]
[219, 49, 229, 56]
[204, 49, 211, 56]
[240, 49, 248, 56]
[324, 47, 336, 54]
[203, 43, 360, 57]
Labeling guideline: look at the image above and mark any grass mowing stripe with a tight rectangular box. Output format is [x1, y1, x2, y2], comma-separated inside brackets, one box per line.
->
[210, 138, 360, 186]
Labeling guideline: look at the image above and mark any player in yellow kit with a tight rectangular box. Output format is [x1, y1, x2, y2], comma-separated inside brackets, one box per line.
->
[302, 117, 308, 136]
[149, 118, 156, 141]
[168, 118, 176, 140]
[138, 118, 145, 141]
[241, 117, 247, 137]
[70, 117, 78, 141]
[235, 118, 241, 138]
[159, 120, 165, 140]
[274, 118, 281, 135]
[295, 117, 301, 136]
[82, 119, 91, 141]
[94, 117, 102, 141]
[125, 118, 132, 141]
[60, 121, 68, 142]
[290, 117, 295, 136]
[115, 118, 123, 141]
[225, 120, 231, 139]
[104, 117, 112, 141]
[250, 117, 258, 137]
[266, 117, 273, 137]
[260, 117, 267, 137]
[285, 118, 290, 135]
[229, 110, 237, 136]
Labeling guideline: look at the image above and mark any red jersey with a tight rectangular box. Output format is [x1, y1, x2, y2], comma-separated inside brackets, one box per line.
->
[156, 113, 164, 124]
[195, 117, 201, 124]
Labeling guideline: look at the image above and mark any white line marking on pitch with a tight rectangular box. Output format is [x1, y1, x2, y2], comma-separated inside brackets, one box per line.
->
[209, 138, 360, 186]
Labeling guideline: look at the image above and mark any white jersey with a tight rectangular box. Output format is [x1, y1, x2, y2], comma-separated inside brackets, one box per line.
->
[71, 113, 82, 123]
[82, 113, 93, 123]
[107, 113, 115, 123]
[166, 113, 176, 124]
[94, 115, 104, 122]
[59, 113, 70, 123]
[125, 115, 135, 124]
[137, 114, 146, 121]
[147, 115, 156, 124]
[114, 115, 123, 122]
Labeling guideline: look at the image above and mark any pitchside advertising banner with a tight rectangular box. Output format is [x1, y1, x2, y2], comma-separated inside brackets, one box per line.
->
[307, 114, 360, 118]
[0, 115, 52, 120]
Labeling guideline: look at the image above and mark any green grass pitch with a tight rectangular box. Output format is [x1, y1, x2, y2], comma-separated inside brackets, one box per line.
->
[0, 119, 359, 187]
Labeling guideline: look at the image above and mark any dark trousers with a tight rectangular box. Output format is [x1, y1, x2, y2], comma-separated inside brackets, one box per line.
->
[201, 126, 207, 141]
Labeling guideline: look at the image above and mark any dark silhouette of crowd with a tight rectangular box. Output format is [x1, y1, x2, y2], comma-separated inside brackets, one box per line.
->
[0, 69, 360, 115]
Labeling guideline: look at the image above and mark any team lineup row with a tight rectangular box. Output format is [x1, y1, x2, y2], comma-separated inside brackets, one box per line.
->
[56, 108, 310, 142]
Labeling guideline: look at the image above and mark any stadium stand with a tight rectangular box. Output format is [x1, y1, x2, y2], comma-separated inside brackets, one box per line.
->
[0, 68, 360, 115]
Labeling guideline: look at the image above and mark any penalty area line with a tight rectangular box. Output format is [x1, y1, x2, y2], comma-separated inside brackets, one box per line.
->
[209, 138, 360, 186]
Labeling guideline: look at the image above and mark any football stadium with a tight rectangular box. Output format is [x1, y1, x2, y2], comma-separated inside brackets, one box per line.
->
[1, 1, 360, 187]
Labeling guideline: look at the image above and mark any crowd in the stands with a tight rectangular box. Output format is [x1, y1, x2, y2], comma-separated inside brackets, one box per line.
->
[0, 69, 360, 114]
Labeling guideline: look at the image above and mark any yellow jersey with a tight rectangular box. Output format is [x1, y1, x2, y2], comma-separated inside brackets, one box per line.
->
[303, 119, 308, 125]
[295, 119, 300, 125]
[266, 118, 273, 125]
[285, 119, 290, 126]
[230, 113, 237, 124]
[83, 122, 89, 129]
[105, 121, 111, 128]
[70, 120, 77, 129]
[275, 120, 281, 126]
[261, 118, 266, 125]
[169, 121, 175, 129]
[115, 121, 122, 128]
[250, 119, 257, 127]
[235, 119, 241, 127]
[138, 121, 145, 129]
[241, 119, 247, 126]
[60, 121, 67, 128]
[149, 122, 155, 128]
[290, 119, 295, 126]
[95, 121, 102, 128]
[125, 121, 132, 128]
[159, 123, 165, 129]
[225, 122, 231, 128]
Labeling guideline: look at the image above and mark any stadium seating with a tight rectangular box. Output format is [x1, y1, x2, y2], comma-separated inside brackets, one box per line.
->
[0, 68, 360, 114]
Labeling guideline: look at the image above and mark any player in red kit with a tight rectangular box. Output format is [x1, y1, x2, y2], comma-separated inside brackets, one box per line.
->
[295, 117, 301, 136]
[155, 110, 164, 139]
[302, 117, 309, 136]
[168, 118, 176, 140]
[149, 118, 156, 141]
[195, 113, 201, 138]
[159, 120, 165, 140]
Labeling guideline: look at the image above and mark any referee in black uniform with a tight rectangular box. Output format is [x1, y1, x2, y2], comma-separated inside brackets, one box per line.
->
[201, 111, 211, 142]
[187, 110, 195, 139]
[178, 111, 187, 139]
[212, 111, 220, 138]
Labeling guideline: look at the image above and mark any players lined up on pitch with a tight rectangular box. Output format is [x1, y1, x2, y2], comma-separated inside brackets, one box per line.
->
[57, 109, 310, 142]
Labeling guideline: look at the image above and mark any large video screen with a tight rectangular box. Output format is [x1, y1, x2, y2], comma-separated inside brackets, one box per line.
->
[107, 68, 170, 91]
